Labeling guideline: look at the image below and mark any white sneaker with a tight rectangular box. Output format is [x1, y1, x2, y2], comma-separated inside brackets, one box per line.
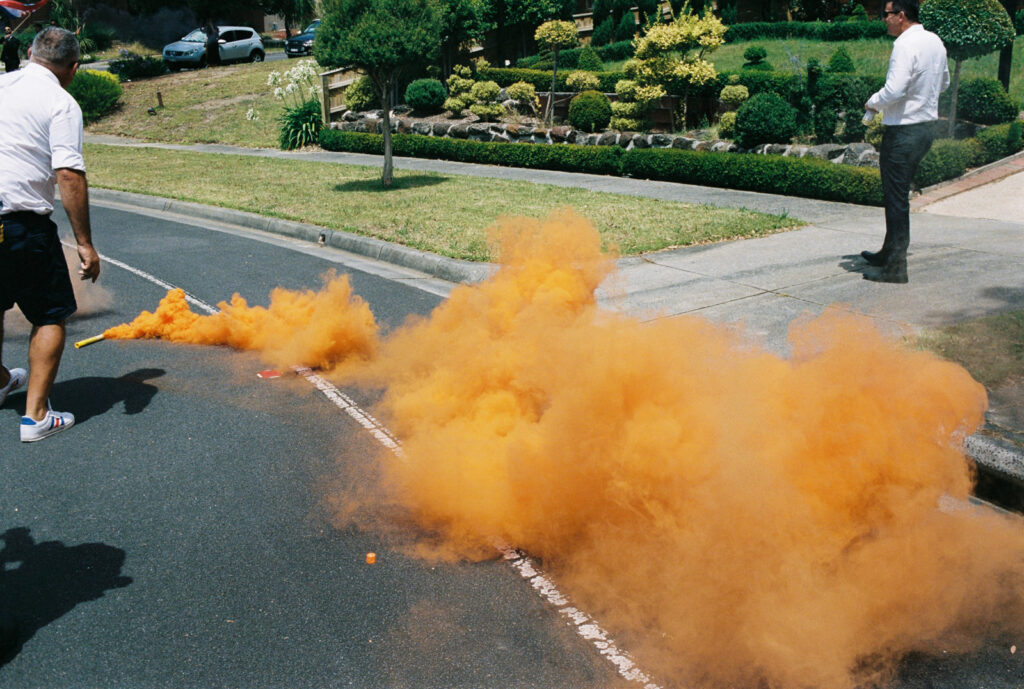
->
[20, 409, 75, 442]
[0, 367, 27, 407]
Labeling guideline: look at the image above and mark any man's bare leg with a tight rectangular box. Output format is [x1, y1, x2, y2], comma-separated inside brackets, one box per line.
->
[25, 322, 65, 421]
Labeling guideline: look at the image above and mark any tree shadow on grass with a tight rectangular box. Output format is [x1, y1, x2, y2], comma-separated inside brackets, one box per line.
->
[333, 175, 447, 193]
[0, 527, 132, 668]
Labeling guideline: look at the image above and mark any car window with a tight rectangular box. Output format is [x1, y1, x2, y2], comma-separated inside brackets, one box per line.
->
[182, 29, 206, 42]
[220, 30, 240, 42]
[304, 20, 319, 33]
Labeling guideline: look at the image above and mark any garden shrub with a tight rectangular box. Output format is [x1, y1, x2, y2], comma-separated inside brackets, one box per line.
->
[734, 92, 798, 148]
[479, 66, 625, 94]
[615, 13, 637, 42]
[108, 54, 167, 81]
[67, 69, 122, 123]
[954, 78, 1020, 124]
[344, 76, 378, 112]
[914, 138, 972, 188]
[593, 16, 615, 45]
[827, 46, 856, 73]
[506, 80, 540, 111]
[469, 80, 504, 121]
[566, 70, 600, 91]
[1016, 9, 1024, 35]
[811, 73, 881, 143]
[577, 44, 604, 71]
[278, 99, 322, 150]
[976, 121, 1024, 161]
[717, 110, 737, 138]
[851, 3, 869, 20]
[719, 83, 749, 109]
[445, 65, 475, 115]
[82, 22, 117, 52]
[568, 90, 612, 132]
[318, 129, 884, 205]
[742, 45, 770, 70]
[404, 78, 447, 114]
[723, 20, 887, 42]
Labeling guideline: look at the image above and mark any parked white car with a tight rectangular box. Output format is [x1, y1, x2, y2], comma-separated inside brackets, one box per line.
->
[163, 26, 265, 69]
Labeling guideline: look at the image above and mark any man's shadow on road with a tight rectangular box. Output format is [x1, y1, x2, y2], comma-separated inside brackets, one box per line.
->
[0, 527, 132, 667]
[44, 368, 165, 425]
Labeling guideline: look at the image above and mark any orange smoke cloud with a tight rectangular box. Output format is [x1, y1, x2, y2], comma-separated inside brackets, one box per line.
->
[104, 272, 378, 370]
[349, 208, 1024, 689]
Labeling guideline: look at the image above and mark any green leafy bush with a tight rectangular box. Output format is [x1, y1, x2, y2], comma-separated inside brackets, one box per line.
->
[592, 16, 615, 46]
[718, 110, 737, 138]
[976, 121, 1024, 160]
[67, 69, 122, 123]
[479, 66, 625, 94]
[566, 70, 600, 91]
[344, 76, 377, 112]
[278, 98, 323, 150]
[719, 83, 750, 108]
[955, 78, 1020, 124]
[469, 80, 503, 121]
[615, 13, 637, 42]
[742, 45, 769, 69]
[568, 90, 612, 132]
[83, 22, 117, 52]
[827, 46, 856, 73]
[404, 78, 447, 114]
[914, 138, 972, 188]
[506, 81, 540, 112]
[1016, 9, 1024, 35]
[734, 92, 798, 148]
[577, 44, 604, 71]
[109, 54, 167, 81]
[723, 20, 886, 42]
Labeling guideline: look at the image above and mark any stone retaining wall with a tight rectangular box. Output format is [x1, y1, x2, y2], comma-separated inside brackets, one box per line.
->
[329, 110, 882, 168]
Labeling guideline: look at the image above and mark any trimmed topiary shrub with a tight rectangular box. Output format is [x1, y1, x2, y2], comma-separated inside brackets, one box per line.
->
[469, 80, 504, 121]
[976, 121, 1024, 160]
[827, 46, 856, 73]
[344, 76, 378, 112]
[506, 80, 540, 113]
[719, 83, 749, 109]
[742, 44, 769, 70]
[717, 110, 737, 138]
[914, 138, 973, 188]
[67, 69, 122, 123]
[734, 92, 798, 148]
[566, 70, 600, 91]
[954, 78, 1020, 124]
[568, 90, 612, 132]
[577, 44, 604, 71]
[404, 78, 447, 114]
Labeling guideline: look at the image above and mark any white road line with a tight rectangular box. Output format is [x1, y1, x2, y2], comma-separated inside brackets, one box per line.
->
[90, 247, 662, 689]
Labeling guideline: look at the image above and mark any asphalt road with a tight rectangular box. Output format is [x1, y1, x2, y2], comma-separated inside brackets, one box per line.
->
[0, 203, 626, 688]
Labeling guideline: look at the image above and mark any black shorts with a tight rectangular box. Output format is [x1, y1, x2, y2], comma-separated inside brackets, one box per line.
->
[0, 211, 77, 326]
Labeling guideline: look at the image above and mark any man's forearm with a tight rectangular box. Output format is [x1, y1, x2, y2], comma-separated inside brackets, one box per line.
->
[55, 167, 92, 247]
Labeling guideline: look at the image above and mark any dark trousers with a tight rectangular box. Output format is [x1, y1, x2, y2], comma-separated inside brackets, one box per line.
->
[878, 122, 934, 260]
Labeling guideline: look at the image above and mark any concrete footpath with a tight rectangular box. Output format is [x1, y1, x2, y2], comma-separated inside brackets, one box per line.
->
[84, 135, 1024, 482]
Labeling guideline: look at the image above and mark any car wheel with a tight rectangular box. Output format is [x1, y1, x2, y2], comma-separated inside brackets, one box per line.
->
[250, 50, 264, 63]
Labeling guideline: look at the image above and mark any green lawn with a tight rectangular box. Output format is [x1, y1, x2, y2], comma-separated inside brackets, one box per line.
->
[86, 59, 288, 148]
[84, 143, 800, 261]
[605, 36, 1024, 105]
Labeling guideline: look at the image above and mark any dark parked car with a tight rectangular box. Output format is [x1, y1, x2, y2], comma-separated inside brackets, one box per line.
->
[285, 20, 319, 58]
[163, 26, 264, 69]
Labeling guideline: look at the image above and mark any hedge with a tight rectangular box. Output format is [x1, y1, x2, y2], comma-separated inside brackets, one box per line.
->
[319, 129, 883, 205]
[914, 121, 1024, 187]
[621, 148, 882, 204]
[516, 39, 635, 69]
[724, 20, 888, 42]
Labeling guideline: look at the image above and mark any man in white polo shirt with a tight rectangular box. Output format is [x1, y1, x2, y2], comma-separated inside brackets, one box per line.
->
[0, 26, 100, 442]
[862, 0, 949, 283]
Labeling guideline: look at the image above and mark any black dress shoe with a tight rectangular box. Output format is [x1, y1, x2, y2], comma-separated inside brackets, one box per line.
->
[860, 249, 888, 266]
[864, 257, 908, 283]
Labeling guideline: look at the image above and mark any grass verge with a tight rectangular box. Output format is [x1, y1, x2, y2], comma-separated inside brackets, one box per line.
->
[915, 310, 1024, 390]
[84, 143, 800, 261]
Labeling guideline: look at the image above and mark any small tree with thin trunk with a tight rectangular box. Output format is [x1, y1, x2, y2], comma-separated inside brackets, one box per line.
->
[315, 0, 443, 187]
[920, 0, 1015, 137]
[534, 19, 578, 124]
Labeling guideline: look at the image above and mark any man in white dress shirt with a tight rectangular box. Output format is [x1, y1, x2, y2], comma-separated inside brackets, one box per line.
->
[862, 0, 949, 283]
[0, 26, 100, 442]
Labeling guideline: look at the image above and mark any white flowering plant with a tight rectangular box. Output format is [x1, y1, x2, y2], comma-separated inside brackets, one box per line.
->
[246, 59, 325, 149]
